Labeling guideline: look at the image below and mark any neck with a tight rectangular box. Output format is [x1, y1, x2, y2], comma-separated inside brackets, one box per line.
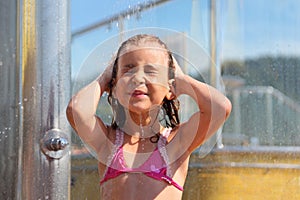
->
[120, 107, 162, 139]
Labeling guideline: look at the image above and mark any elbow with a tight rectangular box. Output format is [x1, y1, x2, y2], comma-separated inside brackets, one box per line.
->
[66, 101, 77, 130]
[66, 103, 73, 122]
[224, 97, 232, 120]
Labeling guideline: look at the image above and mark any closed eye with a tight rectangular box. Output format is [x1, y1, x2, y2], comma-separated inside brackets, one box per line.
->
[144, 64, 158, 75]
[121, 64, 135, 74]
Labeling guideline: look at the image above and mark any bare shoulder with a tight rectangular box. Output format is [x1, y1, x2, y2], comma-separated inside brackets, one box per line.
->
[165, 126, 189, 162]
[165, 127, 191, 184]
[95, 124, 117, 162]
[72, 115, 114, 158]
[165, 120, 201, 159]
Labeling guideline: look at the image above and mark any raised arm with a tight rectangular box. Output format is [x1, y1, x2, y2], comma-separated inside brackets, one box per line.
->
[171, 58, 232, 153]
[66, 64, 113, 153]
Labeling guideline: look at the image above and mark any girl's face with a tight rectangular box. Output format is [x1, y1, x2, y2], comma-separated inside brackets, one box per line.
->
[113, 47, 172, 115]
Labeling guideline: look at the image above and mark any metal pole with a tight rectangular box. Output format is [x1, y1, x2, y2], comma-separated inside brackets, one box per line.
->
[0, 0, 21, 199]
[21, 0, 71, 199]
[71, 0, 171, 39]
[266, 90, 274, 145]
[118, 16, 125, 43]
[210, 0, 217, 87]
[233, 89, 241, 135]
[209, 0, 224, 148]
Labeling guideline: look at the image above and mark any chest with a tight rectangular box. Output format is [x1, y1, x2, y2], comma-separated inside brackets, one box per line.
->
[122, 149, 161, 169]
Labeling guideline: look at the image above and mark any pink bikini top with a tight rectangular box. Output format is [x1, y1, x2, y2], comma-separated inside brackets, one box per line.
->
[100, 128, 183, 191]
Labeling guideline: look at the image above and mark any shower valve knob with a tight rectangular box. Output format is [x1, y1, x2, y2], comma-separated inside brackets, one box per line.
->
[41, 129, 70, 159]
[45, 137, 69, 151]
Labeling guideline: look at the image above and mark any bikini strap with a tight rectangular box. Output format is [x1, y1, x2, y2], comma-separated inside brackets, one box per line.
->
[102, 129, 124, 177]
[158, 128, 172, 177]
[115, 128, 124, 147]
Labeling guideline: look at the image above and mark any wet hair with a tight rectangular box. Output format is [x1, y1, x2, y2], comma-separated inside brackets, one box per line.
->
[107, 34, 180, 130]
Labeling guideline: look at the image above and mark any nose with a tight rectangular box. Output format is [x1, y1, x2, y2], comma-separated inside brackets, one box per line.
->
[132, 69, 146, 85]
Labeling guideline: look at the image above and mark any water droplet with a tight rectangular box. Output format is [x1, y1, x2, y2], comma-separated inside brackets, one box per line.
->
[24, 98, 28, 102]
[0, 61, 3, 66]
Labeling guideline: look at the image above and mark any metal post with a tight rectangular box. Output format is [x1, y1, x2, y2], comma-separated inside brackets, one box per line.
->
[233, 89, 241, 135]
[71, 0, 171, 39]
[266, 90, 274, 145]
[21, 0, 71, 199]
[209, 0, 224, 148]
[0, 0, 21, 199]
[209, 0, 217, 87]
[118, 16, 125, 43]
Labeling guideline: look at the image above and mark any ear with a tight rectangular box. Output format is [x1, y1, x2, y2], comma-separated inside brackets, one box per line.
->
[166, 79, 176, 100]
[165, 90, 176, 100]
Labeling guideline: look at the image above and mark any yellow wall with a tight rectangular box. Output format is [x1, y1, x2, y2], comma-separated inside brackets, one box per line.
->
[71, 147, 300, 200]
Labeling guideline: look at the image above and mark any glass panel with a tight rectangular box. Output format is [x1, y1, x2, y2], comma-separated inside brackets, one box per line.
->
[71, 0, 212, 149]
[71, 0, 300, 199]
[221, 0, 300, 147]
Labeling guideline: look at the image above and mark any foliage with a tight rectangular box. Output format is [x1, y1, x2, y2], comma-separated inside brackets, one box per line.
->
[221, 55, 300, 102]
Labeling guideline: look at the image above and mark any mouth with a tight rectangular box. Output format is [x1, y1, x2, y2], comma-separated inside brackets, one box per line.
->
[131, 89, 148, 97]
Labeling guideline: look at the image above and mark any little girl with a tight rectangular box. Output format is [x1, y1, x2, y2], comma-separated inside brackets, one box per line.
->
[67, 34, 231, 200]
